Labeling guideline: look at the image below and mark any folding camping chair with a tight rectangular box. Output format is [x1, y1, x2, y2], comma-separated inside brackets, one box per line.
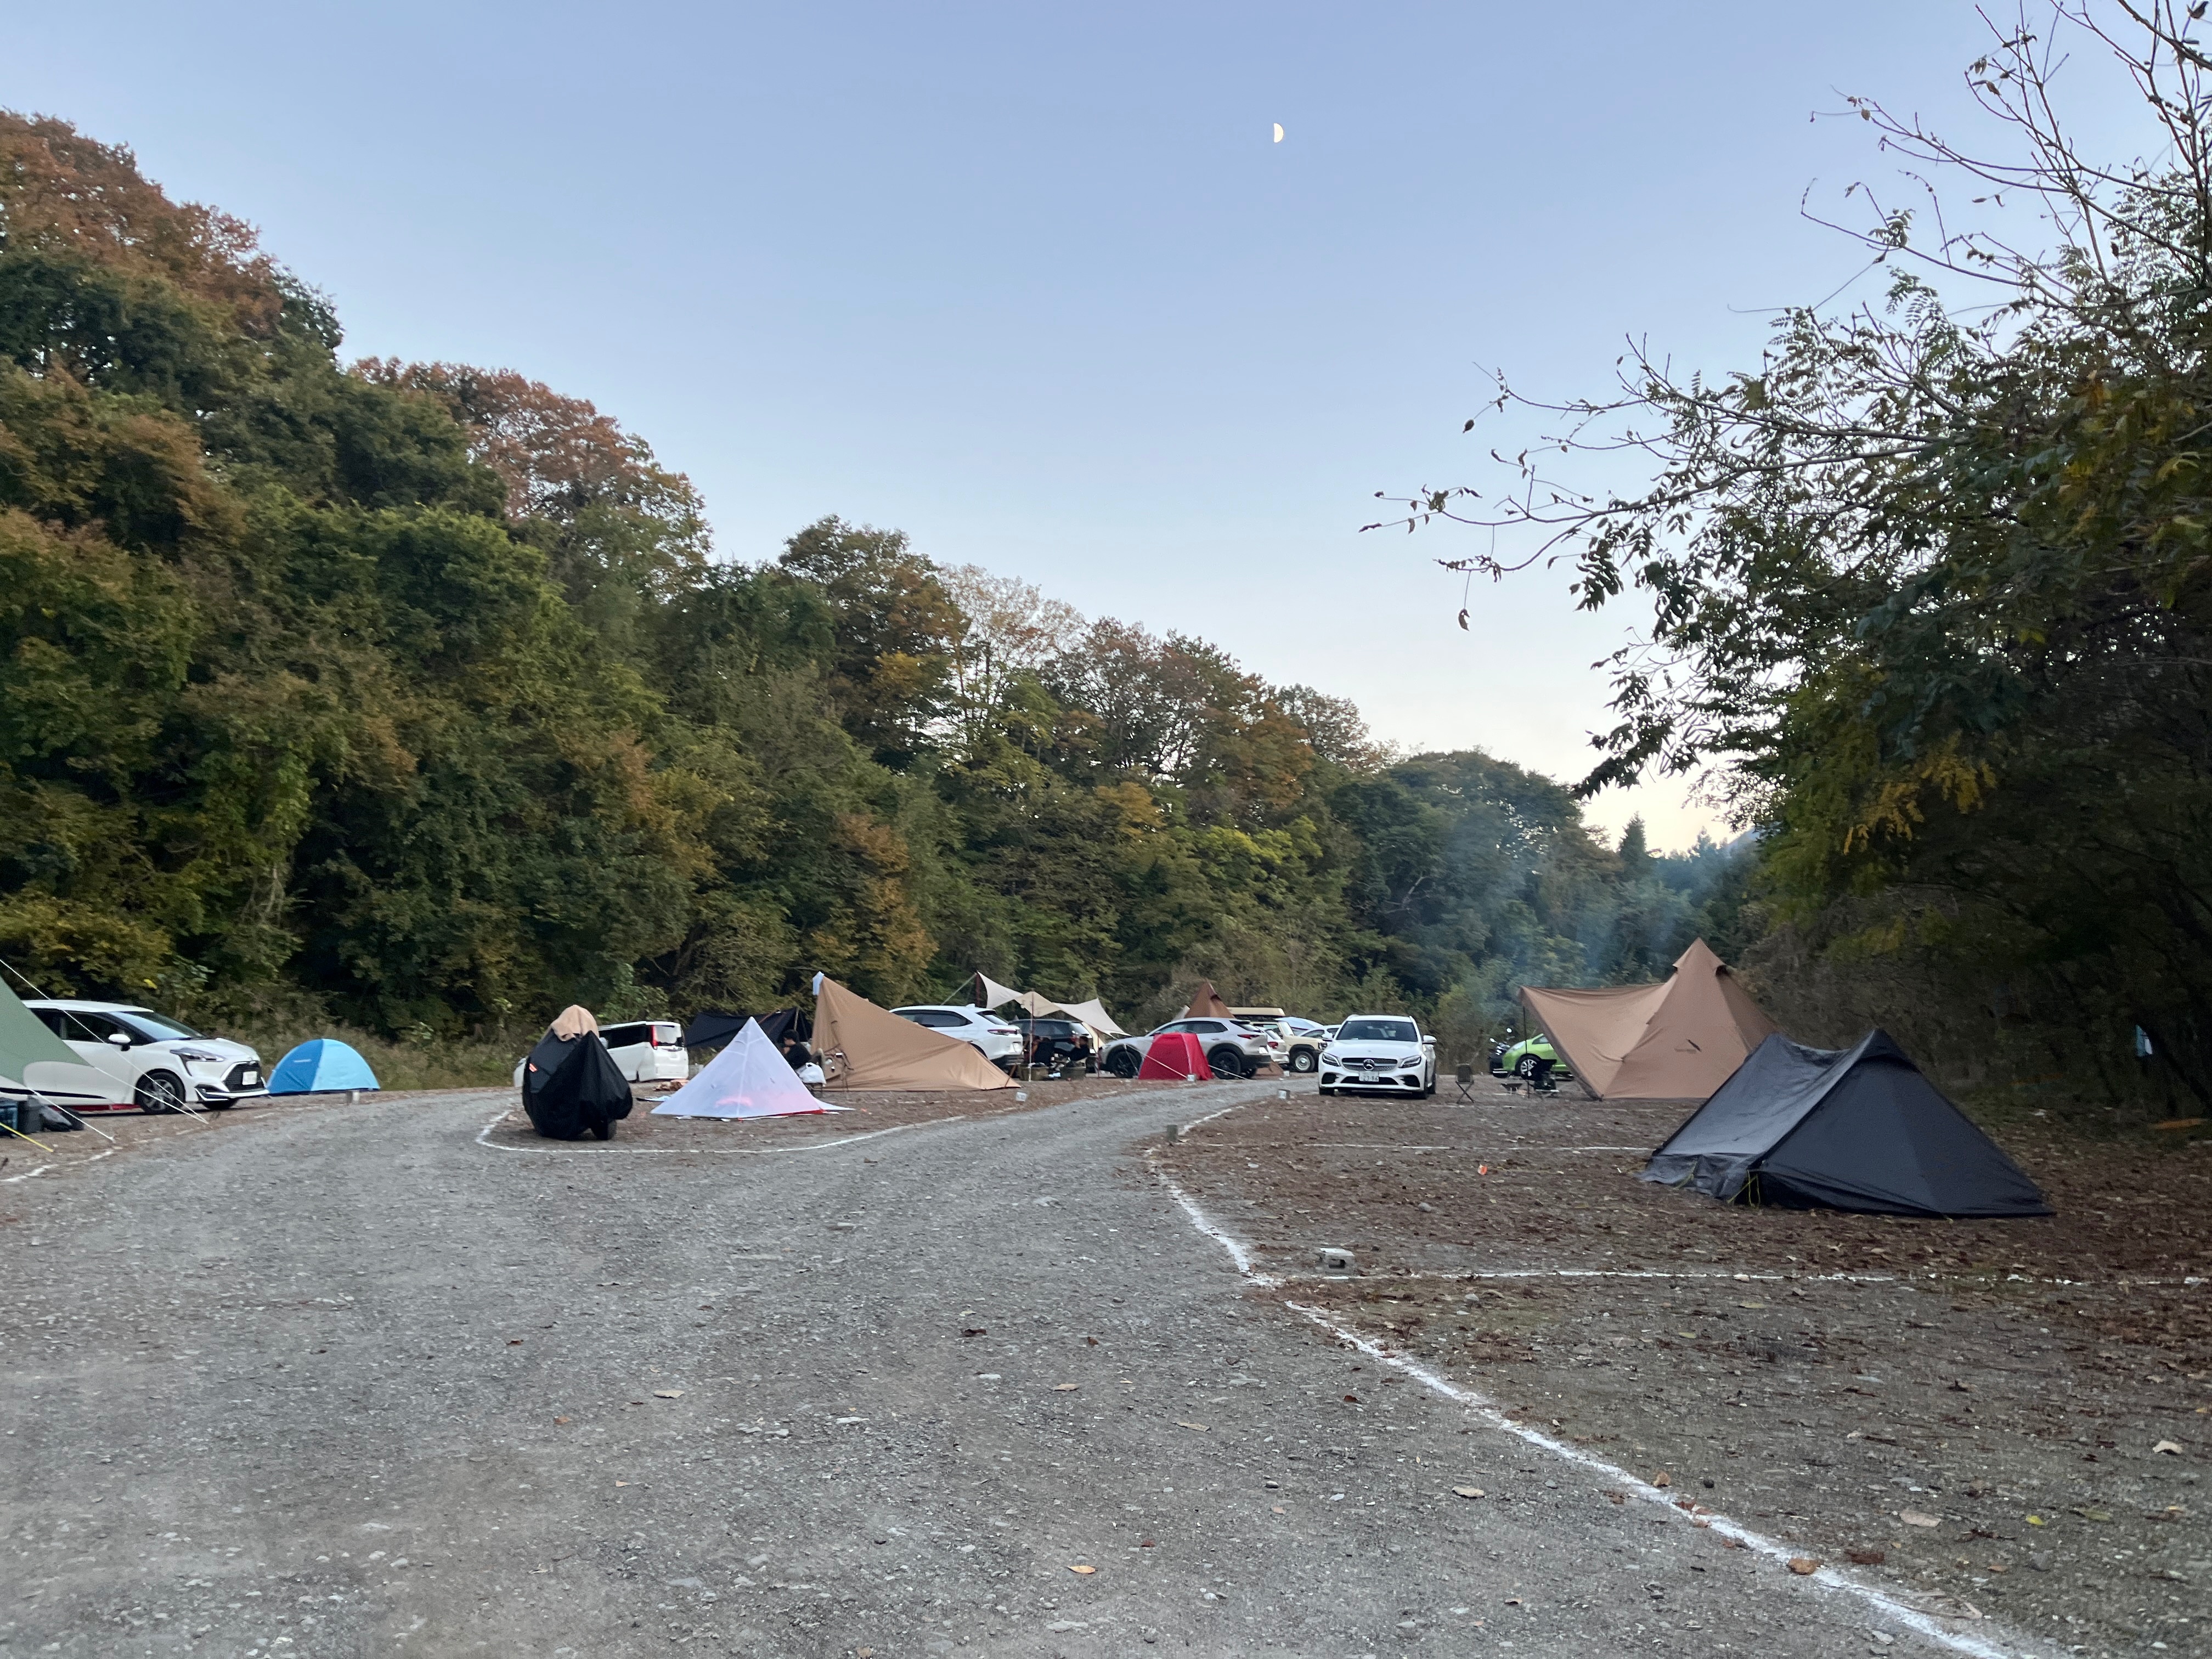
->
[1454, 1063, 1477, 1102]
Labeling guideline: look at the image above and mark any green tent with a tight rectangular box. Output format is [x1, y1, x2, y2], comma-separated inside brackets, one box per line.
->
[0, 975, 82, 1086]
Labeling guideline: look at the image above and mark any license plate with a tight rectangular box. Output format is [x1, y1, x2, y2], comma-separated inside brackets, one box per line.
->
[241, 1071, 260, 1086]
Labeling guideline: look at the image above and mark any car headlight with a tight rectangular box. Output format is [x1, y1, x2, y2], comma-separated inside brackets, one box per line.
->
[177, 1048, 223, 1064]
[1321, 1048, 1341, 1064]
[1403, 1053, 1425, 1066]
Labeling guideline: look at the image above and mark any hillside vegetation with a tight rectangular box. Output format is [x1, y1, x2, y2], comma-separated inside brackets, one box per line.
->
[0, 112, 1735, 1060]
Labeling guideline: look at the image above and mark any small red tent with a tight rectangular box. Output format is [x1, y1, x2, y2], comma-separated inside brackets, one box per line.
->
[1137, 1031, 1212, 1081]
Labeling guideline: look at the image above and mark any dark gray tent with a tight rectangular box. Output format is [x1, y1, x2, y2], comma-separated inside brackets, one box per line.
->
[1642, 1029, 2051, 1217]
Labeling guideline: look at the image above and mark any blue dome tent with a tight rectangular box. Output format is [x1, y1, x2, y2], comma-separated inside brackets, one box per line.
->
[268, 1039, 380, 1096]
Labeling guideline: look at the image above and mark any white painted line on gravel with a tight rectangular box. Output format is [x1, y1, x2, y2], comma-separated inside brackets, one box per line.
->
[1147, 1135, 2050, 1659]
[0, 1164, 54, 1183]
[1301, 1143, 1653, 1153]
[1271, 1267, 1905, 1285]
[473, 1110, 962, 1156]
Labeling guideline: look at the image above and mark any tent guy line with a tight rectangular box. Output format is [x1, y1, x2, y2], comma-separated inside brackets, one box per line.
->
[1149, 1107, 2048, 1659]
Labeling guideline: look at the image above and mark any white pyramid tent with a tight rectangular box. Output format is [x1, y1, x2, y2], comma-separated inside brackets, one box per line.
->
[652, 1019, 823, 1119]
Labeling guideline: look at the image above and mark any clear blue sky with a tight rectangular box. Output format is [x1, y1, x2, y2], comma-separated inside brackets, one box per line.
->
[7, 2, 2068, 847]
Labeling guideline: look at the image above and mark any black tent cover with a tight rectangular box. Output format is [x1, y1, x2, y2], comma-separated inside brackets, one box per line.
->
[680, 1008, 808, 1051]
[521, 1030, 635, 1141]
[1642, 1029, 2051, 1217]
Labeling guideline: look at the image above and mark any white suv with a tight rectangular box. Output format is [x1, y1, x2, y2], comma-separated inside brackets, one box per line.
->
[891, 1006, 1023, 1069]
[1318, 1014, 1437, 1097]
[25, 1000, 267, 1112]
[1101, 1018, 1283, 1079]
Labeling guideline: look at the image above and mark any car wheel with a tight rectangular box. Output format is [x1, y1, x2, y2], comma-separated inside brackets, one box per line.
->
[1515, 1054, 1539, 1079]
[135, 1071, 187, 1114]
[1318, 1085, 1335, 1097]
[1288, 1049, 1317, 1074]
[1206, 1045, 1247, 1079]
[1104, 1049, 1139, 1079]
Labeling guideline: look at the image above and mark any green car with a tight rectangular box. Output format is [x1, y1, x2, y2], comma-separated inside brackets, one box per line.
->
[1489, 1035, 1572, 1080]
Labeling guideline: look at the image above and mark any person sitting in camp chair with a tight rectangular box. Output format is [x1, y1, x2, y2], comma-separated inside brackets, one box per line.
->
[1527, 1054, 1560, 1095]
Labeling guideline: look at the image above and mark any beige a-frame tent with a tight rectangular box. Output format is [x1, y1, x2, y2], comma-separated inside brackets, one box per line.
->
[1520, 939, 1778, 1101]
[813, 976, 1014, 1092]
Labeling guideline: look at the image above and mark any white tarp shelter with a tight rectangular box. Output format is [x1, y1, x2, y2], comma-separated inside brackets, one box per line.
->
[967, 969, 1127, 1045]
[651, 1018, 823, 1119]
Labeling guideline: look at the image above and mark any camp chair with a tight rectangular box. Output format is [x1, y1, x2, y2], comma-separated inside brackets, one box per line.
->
[1454, 1063, 1477, 1102]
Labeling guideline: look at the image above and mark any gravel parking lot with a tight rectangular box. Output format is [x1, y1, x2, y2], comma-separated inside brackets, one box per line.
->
[0, 1077, 2136, 1657]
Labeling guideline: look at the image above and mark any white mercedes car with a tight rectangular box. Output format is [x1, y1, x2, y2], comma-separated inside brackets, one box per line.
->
[1317, 1014, 1437, 1097]
[24, 1000, 268, 1112]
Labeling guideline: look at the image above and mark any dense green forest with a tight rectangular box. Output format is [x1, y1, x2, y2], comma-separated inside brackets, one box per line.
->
[0, 112, 1737, 1063]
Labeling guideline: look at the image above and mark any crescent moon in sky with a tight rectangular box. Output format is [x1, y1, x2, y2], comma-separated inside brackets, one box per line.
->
[1272, 123, 1284, 143]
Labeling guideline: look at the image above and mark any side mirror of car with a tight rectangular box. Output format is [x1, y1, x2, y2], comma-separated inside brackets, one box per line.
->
[104, 1031, 132, 1048]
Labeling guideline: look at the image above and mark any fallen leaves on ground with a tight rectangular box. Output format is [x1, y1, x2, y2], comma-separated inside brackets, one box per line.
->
[1787, 1558, 1821, 1575]
[1067, 1564, 1096, 1575]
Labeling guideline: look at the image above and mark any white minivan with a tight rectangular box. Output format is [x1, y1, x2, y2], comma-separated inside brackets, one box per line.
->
[24, 1000, 268, 1112]
[511, 1020, 689, 1088]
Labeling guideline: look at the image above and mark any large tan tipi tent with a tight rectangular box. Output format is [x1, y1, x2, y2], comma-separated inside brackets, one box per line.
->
[1182, 979, 1235, 1019]
[1520, 939, 1778, 1101]
[812, 976, 1015, 1091]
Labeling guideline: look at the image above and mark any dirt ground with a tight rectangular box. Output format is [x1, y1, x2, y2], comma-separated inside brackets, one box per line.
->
[1156, 1077, 2212, 1657]
[1, 1070, 1196, 1176]
[470, 1068, 1194, 1153]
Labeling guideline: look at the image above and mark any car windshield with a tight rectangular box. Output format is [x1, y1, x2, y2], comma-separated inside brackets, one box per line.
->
[1337, 1018, 1418, 1043]
[118, 1008, 205, 1041]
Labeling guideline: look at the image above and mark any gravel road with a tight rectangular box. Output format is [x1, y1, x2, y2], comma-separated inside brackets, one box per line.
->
[1, 1083, 2025, 1658]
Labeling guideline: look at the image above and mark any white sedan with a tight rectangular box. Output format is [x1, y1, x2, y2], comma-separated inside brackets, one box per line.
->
[24, 1000, 267, 1112]
[1317, 1015, 1437, 1097]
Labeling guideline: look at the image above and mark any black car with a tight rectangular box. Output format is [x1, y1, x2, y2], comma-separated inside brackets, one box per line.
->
[1014, 1017, 1094, 1074]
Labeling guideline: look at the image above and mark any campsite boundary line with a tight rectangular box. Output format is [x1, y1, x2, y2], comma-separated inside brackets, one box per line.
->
[1147, 1109, 2053, 1659]
[473, 1109, 963, 1158]
[0, 1163, 53, 1184]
